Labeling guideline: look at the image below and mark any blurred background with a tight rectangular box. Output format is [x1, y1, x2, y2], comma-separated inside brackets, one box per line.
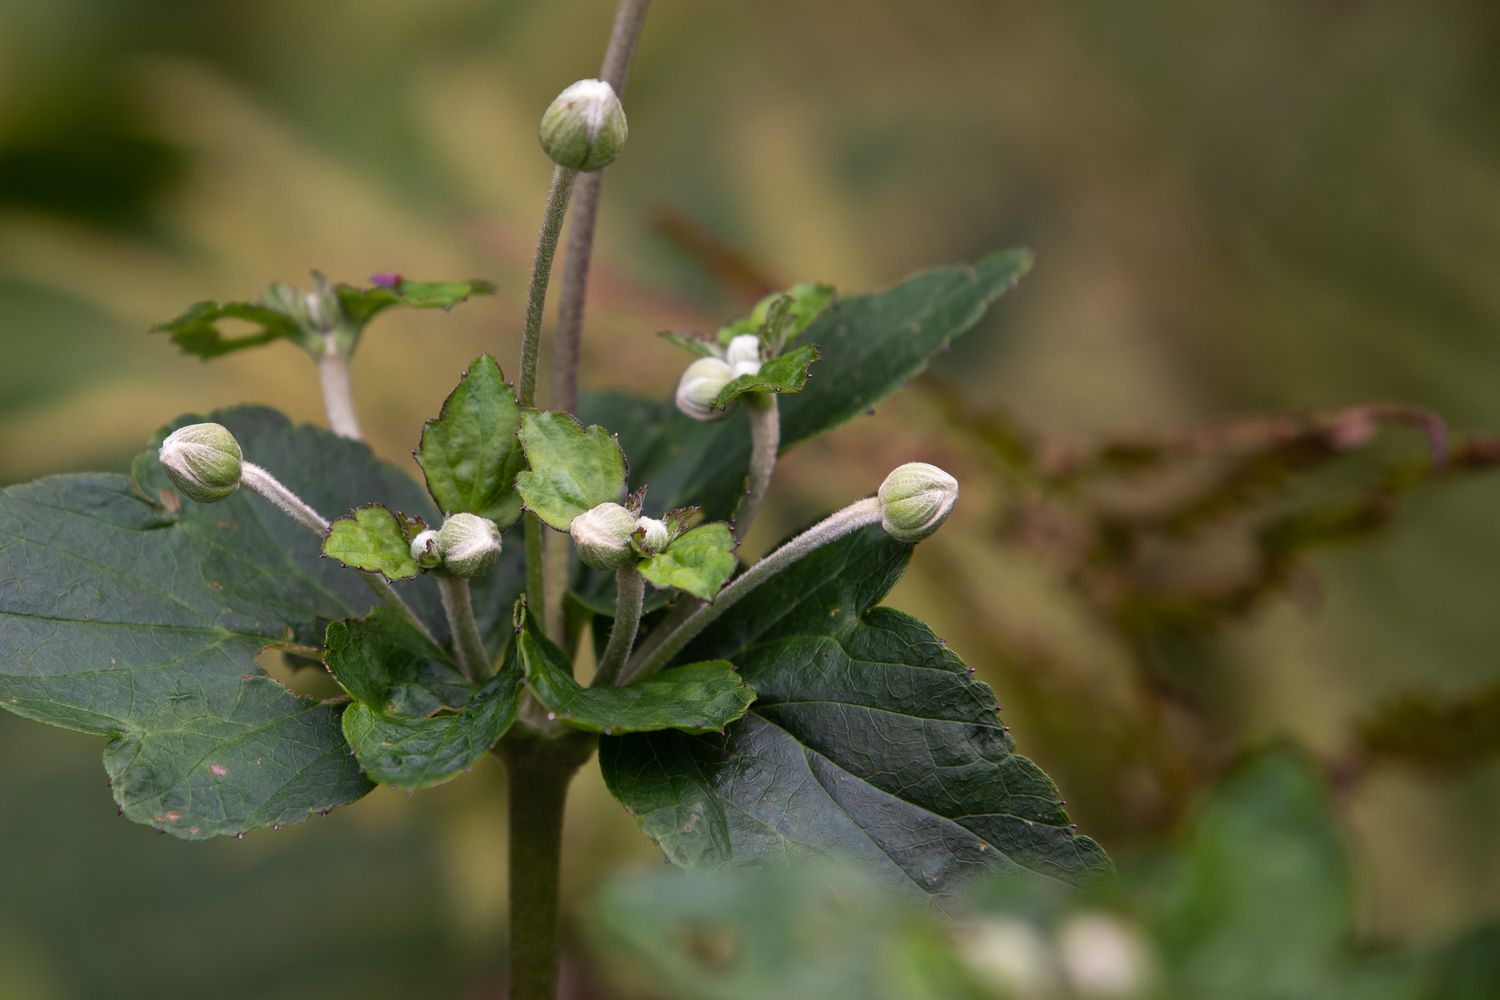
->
[2, 0, 1499, 996]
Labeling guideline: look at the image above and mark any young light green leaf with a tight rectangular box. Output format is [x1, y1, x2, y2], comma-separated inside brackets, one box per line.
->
[323, 504, 426, 581]
[336, 277, 496, 329]
[600, 525, 1108, 898]
[637, 522, 736, 601]
[719, 282, 836, 349]
[416, 353, 525, 527]
[324, 607, 469, 715]
[516, 604, 753, 734]
[714, 344, 820, 410]
[515, 410, 628, 530]
[658, 330, 723, 358]
[152, 300, 307, 359]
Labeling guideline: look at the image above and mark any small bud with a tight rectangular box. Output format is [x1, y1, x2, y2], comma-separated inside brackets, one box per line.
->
[725, 334, 762, 371]
[539, 79, 628, 172]
[436, 513, 502, 577]
[635, 516, 669, 553]
[409, 529, 441, 570]
[675, 357, 735, 421]
[878, 462, 958, 543]
[571, 502, 639, 570]
[159, 423, 243, 503]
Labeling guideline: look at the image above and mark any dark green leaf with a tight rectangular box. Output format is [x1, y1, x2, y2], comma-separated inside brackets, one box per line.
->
[515, 410, 627, 530]
[516, 604, 753, 735]
[638, 522, 737, 601]
[715, 345, 820, 410]
[415, 353, 525, 528]
[322, 504, 426, 581]
[336, 277, 496, 329]
[151, 300, 306, 359]
[600, 525, 1106, 897]
[324, 607, 469, 715]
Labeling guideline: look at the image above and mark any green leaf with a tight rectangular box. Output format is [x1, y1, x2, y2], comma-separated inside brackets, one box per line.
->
[151, 300, 306, 359]
[515, 410, 627, 530]
[322, 504, 426, 581]
[715, 344, 820, 410]
[600, 525, 1107, 897]
[415, 353, 525, 528]
[658, 329, 723, 358]
[0, 406, 457, 838]
[335, 277, 496, 329]
[516, 604, 753, 735]
[719, 282, 836, 350]
[324, 607, 469, 715]
[637, 522, 737, 601]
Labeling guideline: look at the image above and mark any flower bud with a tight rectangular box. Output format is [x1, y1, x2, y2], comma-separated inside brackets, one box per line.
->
[159, 423, 243, 503]
[539, 79, 628, 172]
[409, 529, 442, 570]
[436, 513, 502, 578]
[635, 516, 669, 553]
[725, 334, 761, 371]
[675, 357, 735, 421]
[877, 462, 958, 543]
[570, 502, 639, 570]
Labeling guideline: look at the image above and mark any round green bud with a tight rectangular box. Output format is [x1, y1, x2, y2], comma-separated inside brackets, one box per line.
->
[409, 529, 442, 570]
[878, 462, 958, 543]
[675, 357, 735, 422]
[635, 516, 669, 553]
[570, 501, 639, 570]
[436, 513, 502, 578]
[725, 334, 762, 378]
[159, 422, 243, 504]
[539, 79, 628, 172]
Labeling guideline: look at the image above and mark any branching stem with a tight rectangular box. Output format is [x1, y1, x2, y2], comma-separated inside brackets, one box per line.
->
[593, 567, 644, 686]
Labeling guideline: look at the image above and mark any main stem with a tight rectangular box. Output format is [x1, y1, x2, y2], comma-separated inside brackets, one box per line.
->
[549, 0, 652, 415]
[736, 395, 779, 541]
[592, 567, 644, 686]
[437, 576, 487, 680]
[316, 341, 363, 439]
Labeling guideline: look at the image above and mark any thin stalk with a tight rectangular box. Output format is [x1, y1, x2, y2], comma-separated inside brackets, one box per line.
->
[550, 0, 652, 414]
[525, 517, 547, 638]
[543, 530, 570, 645]
[620, 497, 882, 683]
[736, 394, 779, 541]
[518, 165, 579, 409]
[437, 576, 487, 680]
[316, 341, 363, 439]
[592, 567, 644, 686]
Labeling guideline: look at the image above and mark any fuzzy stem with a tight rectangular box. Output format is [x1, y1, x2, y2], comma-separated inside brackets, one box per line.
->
[620, 497, 883, 683]
[543, 529, 570, 646]
[316, 342, 363, 439]
[549, 0, 652, 415]
[519, 165, 579, 409]
[593, 567, 644, 687]
[438, 575, 487, 680]
[525, 517, 547, 638]
[736, 394, 779, 541]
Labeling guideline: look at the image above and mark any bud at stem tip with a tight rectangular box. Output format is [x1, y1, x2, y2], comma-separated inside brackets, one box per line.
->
[159, 423, 243, 504]
[539, 79, 628, 172]
[878, 462, 958, 543]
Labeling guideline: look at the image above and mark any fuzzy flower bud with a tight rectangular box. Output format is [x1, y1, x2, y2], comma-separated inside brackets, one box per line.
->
[570, 502, 639, 570]
[725, 334, 762, 378]
[878, 462, 958, 543]
[635, 516, 669, 553]
[675, 357, 735, 421]
[159, 423, 243, 503]
[539, 79, 628, 172]
[436, 513, 502, 578]
[409, 529, 442, 570]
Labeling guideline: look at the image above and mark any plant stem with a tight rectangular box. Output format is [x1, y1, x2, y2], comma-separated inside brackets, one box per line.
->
[437, 575, 487, 680]
[316, 341, 363, 439]
[593, 567, 644, 686]
[525, 516, 547, 638]
[519, 165, 579, 410]
[736, 394, 779, 541]
[543, 530, 570, 645]
[500, 732, 596, 1000]
[550, 0, 652, 415]
[620, 497, 882, 683]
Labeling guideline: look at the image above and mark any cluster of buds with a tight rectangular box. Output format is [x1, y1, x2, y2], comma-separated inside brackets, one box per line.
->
[417, 513, 503, 578]
[675, 334, 763, 421]
[569, 502, 674, 570]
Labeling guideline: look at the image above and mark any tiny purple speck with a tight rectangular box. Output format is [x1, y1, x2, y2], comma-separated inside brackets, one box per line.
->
[370, 272, 402, 288]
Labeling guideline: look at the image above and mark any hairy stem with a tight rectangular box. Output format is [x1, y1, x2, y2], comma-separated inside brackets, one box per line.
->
[550, 0, 652, 414]
[525, 517, 546, 639]
[621, 497, 883, 683]
[437, 576, 487, 680]
[543, 530, 570, 646]
[519, 165, 579, 409]
[736, 394, 779, 541]
[593, 567, 644, 686]
[316, 342, 363, 439]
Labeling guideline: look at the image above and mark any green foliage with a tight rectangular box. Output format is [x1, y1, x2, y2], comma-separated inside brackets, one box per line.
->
[714, 344, 819, 409]
[322, 504, 427, 580]
[516, 604, 753, 734]
[602, 526, 1108, 896]
[335, 277, 496, 328]
[415, 353, 525, 527]
[718, 282, 836, 351]
[637, 522, 737, 601]
[515, 410, 628, 529]
[151, 300, 304, 359]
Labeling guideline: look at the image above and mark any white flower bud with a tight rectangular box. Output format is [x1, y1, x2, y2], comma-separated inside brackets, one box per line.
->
[570, 502, 639, 570]
[955, 917, 1059, 998]
[159, 422, 243, 504]
[436, 513, 502, 578]
[877, 462, 958, 543]
[539, 79, 628, 172]
[725, 334, 761, 370]
[635, 516, 669, 553]
[675, 357, 735, 421]
[409, 529, 441, 570]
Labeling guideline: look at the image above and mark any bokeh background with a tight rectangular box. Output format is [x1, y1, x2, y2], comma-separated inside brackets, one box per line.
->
[2, 0, 1498, 996]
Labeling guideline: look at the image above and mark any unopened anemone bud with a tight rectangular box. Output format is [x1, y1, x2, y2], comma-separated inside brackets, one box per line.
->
[539, 79, 628, 172]
[635, 516, 669, 553]
[675, 357, 735, 421]
[409, 529, 442, 570]
[436, 513, 502, 578]
[159, 422, 243, 503]
[570, 502, 639, 570]
[725, 334, 762, 378]
[878, 462, 958, 543]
